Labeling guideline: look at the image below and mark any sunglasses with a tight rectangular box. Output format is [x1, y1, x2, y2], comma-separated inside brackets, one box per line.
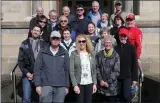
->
[60, 20, 67, 23]
[120, 34, 128, 38]
[51, 37, 60, 40]
[39, 21, 47, 24]
[77, 9, 84, 11]
[126, 18, 134, 21]
[78, 40, 86, 44]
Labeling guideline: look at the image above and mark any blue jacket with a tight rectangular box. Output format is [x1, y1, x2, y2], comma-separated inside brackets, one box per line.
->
[33, 46, 70, 87]
[88, 9, 102, 25]
[71, 17, 91, 38]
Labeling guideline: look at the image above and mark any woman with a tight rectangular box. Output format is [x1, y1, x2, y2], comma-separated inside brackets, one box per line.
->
[87, 22, 100, 48]
[96, 35, 120, 102]
[110, 15, 125, 45]
[60, 28, 76, 56]
[95, 27, 117, 53]
[97, 13, 113, 29]
[28, 15, 49, 43]
[69, 34, 97, 103]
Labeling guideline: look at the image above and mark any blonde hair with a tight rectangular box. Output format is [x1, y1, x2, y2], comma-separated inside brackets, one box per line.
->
[101, 13, 109, 18]
[76, 34, 94, 54]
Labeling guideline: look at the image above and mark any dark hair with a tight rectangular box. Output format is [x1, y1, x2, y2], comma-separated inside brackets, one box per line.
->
[88, 22, 96, 28]
[38, 15, 48, 22]
[28, 24, 42, 38]
[113, 15, 124, 25]
[76, 4, 84, 9]
[62, 27, 71, 34]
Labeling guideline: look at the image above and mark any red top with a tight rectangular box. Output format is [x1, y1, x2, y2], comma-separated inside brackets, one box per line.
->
[128, 26, 143, 59]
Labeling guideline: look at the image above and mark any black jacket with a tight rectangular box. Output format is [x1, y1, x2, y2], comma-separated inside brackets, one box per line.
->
[29, 15, 39, 30]
[33, 46, 70, 87]
[18, 38, 47, 76]
[114, 42, 138, 81]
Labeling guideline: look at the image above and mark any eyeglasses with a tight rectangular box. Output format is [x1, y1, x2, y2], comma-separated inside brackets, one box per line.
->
[77, 9, 84, 11]
[60, 20, 67, 23]
[51, 37, 61, 40]
[78, 40, 86, 44]
[39, 21, 47, 24]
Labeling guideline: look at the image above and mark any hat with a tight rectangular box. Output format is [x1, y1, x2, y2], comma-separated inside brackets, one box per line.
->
[50, 31, 61, 38]
[115, 1, 122, 5]
[126, 13, 135, 20]
[119, 28, 129, 36]
[76, 4, 84, 9]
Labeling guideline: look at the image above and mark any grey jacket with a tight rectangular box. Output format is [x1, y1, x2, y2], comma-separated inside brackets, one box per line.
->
[69, 50, 97, 86]
[96, 49, 120, 96]
[33, 46, 70, 87]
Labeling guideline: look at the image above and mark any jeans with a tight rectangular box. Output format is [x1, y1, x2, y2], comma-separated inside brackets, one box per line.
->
[22, 77, 32, 103]
[40, 86, 67, 103]
[119, 78, 132, 103]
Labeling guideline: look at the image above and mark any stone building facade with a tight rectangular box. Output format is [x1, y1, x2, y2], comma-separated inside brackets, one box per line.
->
[1, 0, 160, 22]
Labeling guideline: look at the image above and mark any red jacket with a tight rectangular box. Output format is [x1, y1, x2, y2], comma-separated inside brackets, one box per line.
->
[128, 26, 143, 59]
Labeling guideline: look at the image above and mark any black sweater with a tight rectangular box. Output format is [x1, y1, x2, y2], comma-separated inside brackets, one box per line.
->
[114, 42, 138, 81]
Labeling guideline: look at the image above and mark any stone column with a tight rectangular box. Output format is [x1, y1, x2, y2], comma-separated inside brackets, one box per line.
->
[32, 1, 42, 16]
[124, 0, 133, 13]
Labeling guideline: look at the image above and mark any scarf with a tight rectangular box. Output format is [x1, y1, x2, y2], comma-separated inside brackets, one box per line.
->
[103, 48, 113, 57]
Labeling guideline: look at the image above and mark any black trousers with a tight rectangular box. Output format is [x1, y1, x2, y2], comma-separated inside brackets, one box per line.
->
[76, 84, 93, 103]
[119, 78, 132, 103]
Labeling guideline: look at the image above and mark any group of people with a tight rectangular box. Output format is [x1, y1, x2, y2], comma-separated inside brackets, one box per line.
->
[18, 0, 143, 103]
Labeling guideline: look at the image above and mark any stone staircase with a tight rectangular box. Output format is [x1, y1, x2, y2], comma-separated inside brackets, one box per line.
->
[1, 28, 159, 102]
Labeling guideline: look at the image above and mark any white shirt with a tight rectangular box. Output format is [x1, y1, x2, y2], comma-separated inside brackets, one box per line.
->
[80, 52, 93, 85]
[50, 46, 59, 56]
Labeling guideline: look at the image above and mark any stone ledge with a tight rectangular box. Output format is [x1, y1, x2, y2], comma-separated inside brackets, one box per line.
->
[1, 20, 160, 29]
[144, 71, 160, 82]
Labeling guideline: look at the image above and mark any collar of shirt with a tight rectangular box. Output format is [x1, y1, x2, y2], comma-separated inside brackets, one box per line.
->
[50, 46, 59, 56]
[63, 39, 72, 46]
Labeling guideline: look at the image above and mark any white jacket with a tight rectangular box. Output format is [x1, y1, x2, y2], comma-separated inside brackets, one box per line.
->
[60, 40, 76, 56]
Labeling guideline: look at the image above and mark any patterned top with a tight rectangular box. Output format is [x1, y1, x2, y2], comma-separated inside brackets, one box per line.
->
[80, 52, 93, 85]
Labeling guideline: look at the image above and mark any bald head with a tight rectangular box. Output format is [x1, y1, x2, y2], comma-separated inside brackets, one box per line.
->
[36, 7, 44, 16]
[92, 1, 100, 13]
[62, 6, 70, 16]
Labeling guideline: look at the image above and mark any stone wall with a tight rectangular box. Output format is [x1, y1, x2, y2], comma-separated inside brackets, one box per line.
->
[138, 1, 160, 21]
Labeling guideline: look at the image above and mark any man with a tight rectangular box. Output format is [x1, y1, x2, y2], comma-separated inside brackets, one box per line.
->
[125, 13, 143, 64]
[34, 31, 70, 103]
[18, 24, 46, 103]
[62, 6, 76, 26]
[29, 7, 44, 29]
[47, 9, 59, 34]
[110, 1, 127, 26]
[114, 27, 138, 103]
[88, 1, 102, 26]
[72, 4, 91, 36]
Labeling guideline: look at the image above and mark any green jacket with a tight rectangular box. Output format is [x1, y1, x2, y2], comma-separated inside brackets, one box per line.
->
[69, 50, 97, 86]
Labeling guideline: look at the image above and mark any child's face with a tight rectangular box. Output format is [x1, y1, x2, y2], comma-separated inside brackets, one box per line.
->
[101, 31, 108, 38]
[101, 15, 108, 22]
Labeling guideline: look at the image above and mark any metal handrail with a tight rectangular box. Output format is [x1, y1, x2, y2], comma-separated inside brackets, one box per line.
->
[138, 66, 144, 103]
[11, 63, 18, 103]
